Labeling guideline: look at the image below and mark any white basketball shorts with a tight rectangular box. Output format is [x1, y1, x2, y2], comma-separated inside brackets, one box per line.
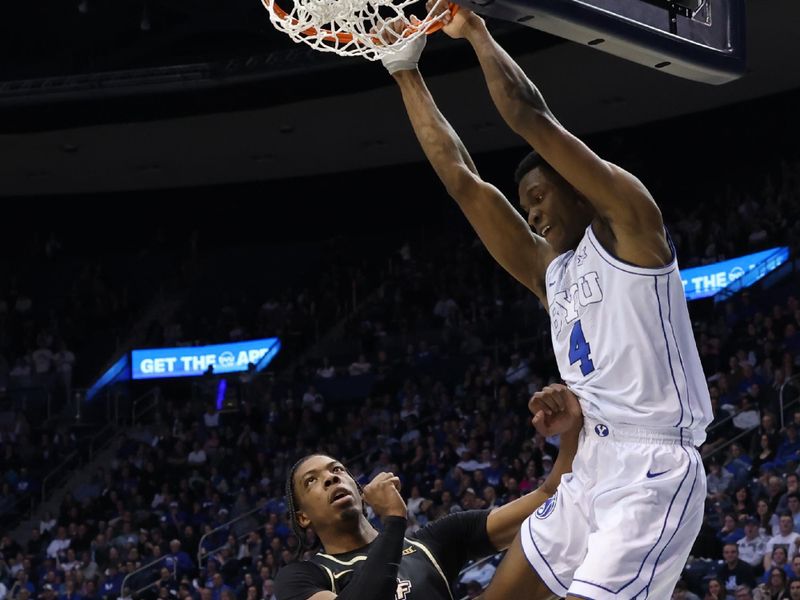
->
[520, 417, 706, 600]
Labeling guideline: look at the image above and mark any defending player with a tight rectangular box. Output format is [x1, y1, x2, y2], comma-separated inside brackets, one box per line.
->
[378, 6, 713, 599]
[273, 386, 582, 600]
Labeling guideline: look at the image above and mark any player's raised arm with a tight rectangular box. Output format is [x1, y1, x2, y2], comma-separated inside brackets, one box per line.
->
[382, 33, 556, 301]
[484, 385, 582, 550]
[432, 5, 671, 268]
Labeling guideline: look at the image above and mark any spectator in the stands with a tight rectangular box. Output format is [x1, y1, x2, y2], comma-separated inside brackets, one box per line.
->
[718, 543, 757, 594]
[754, 434, 779, 474]
[726, 444, 754, 485]
[708, 459, 734, 502]
[765, 546, 793, 583]
[733, 585, 754, 600]
[702, 577, 724, 600]
[739, 517, 770, 574]
[763, 566, 791, 599]
[778, 475, 800, 514]
[719, 514, 747, 544]
[671, 578, 701, 600]
[766, 514, 800, 569]
[789, 578, 800, 600]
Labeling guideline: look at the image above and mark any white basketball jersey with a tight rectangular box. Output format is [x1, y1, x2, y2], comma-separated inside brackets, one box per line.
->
[545, 224, 712, 445]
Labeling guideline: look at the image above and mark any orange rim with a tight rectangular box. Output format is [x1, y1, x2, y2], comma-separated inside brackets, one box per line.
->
[266, 0, 458, 46]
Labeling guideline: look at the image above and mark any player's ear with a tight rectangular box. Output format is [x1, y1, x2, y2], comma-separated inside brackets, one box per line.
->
[296, 510, 311, 529]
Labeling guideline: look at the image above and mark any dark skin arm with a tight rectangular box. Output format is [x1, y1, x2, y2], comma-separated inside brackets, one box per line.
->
[485, 385, 582, 550]
[430, 4, 672, 269]
[391, 68, 557, 304]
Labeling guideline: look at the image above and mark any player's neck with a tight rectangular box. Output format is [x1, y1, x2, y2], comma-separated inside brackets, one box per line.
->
[320, 518, 379, 554]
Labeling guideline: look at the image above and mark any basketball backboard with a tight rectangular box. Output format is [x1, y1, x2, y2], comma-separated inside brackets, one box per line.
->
[455, 0, 746, 84]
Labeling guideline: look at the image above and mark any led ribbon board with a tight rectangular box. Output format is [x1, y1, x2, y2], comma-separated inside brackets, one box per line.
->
[131, 338, 281, 380]
[680, 247, 790, 301]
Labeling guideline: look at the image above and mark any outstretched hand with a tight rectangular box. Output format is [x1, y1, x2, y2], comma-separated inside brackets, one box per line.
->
[376, 17, 426, 74]
[425, 0, 483, 39]
[528, 384, 583, 437]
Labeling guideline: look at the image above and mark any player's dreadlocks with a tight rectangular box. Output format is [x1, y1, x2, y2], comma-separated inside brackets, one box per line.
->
[285, 454, 368, 560]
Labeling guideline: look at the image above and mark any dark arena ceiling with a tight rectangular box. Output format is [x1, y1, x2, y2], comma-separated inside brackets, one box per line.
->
[1, 0, 799, 196]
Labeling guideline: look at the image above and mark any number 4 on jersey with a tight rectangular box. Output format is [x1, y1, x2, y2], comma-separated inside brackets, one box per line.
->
[569, 320, 595, 376]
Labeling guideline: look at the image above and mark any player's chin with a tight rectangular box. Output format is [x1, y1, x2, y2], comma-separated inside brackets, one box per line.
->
[336, 505, 362, 522]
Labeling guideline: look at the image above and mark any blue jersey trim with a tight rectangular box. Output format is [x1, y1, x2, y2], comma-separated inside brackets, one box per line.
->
[573, 437, 694, 595]
[654, 276, 686, 428]
[666, 276, 695, 428]
[633, 447, 701, 599]
[586, 224, 676, 277]
[526, 518, 570, 594]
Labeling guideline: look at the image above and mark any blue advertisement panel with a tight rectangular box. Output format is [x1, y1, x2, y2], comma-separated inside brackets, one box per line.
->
[131, 338, 280, 380]
[680, 247, 789, 301]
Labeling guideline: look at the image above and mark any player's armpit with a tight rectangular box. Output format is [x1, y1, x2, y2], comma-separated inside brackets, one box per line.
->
[451, 173, 556, 302]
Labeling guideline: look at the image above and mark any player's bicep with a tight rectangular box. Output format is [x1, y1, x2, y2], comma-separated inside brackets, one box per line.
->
[516, 111, 664, 232]
[452, 173, 555, 299]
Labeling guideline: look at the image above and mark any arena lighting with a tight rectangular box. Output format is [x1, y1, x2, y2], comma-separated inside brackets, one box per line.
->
[131, 337, 281, 380]
[140, 3, 151, 32]
[680, 247, 790, 301]
[86, 354, 130, 401]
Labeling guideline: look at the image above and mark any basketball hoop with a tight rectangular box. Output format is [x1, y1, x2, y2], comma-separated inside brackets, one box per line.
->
[262, 0, 458, 61]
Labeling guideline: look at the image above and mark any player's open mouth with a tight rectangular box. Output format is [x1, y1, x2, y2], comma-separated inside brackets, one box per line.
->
[330, 489, 353, 505]
[541, 225, 551, 238]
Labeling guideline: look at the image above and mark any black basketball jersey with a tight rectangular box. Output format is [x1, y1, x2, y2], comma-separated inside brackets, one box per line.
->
[275, 510, 496, 600]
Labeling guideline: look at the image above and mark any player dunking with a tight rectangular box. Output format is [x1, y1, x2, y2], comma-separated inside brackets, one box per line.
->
[378, 5, 713, 599]
[274, 386, 582, 600]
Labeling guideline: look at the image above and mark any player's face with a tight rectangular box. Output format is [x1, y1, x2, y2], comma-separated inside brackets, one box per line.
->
[518, 166, 592, 253]
[294, 455, 363, 529]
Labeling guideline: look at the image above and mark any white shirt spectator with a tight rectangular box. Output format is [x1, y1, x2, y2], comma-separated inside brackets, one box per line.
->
[10, 358, 31, 378]
[733, 409, 760, 430]
[32, 348, 54, 374]
[47, 537, 71, 559]
[59, 558, 80, 573]
[457, 457, 482, 472]
[203, 410, 219, 428]
[738, 533, 770, 568]
[460, 561, 496, 588]
[766, 531, 800, 562]
[187, 449, 207, 466]
[40, 516, 57, 534]
[407, 495, 426, 517]
[348, 357, 372, 376]
[53, 348, 76, 376]
[316, 365, 335, 379]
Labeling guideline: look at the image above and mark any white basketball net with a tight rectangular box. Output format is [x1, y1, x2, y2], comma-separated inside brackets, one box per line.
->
[262, 0, 448, 61]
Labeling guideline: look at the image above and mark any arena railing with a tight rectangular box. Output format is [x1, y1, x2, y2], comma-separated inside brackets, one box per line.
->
[703, 381, 800, 465]
[121, 555, 177, 599]
[456, 552, 504, 600]
[196, 502, 269, 568]
[131, 387, 162, 427]
[779, 374, 800, 429]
